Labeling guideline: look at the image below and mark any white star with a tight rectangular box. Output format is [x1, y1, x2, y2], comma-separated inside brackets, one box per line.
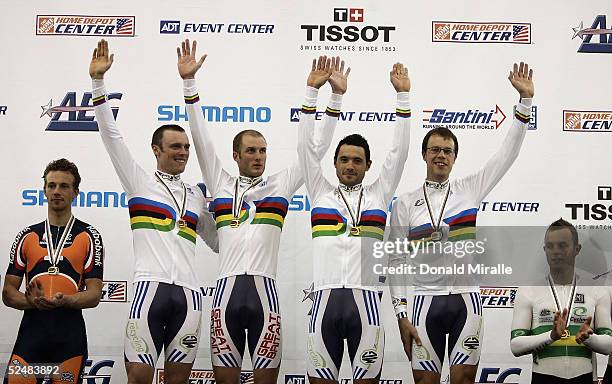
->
[40, 99, 53, 118]
[572, 21, 584, 40]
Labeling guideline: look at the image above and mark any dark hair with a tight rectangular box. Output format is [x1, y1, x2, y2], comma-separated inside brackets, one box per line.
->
[151, 124, 185, 149]
[334, 134, 371, 163]
[43, 158, 81, 189]
[546, 218, 579, 246]
[421, 127, 459, 157]
[233, 130, 265, 153]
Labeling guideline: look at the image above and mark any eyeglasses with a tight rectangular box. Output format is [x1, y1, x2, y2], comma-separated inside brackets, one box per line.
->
[427, 147, 455, 156]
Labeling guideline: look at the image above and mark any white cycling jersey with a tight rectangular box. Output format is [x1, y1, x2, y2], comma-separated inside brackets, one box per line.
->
[184, 81, 340, 279]
[93, 79, 218, 292]
[388, 99, 532, 316]
[298, 91, 411, 291]
[510, 274, 612, 380]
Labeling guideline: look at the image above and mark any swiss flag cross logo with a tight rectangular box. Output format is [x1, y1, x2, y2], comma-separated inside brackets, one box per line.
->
[349, 8, 364, 22]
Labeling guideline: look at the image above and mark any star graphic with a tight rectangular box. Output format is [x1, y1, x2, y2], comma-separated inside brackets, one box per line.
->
[40, 99, 53, 118]
[572, 21, 584, 40]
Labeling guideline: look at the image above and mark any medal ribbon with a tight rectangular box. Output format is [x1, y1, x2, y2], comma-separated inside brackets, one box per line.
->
[233, 177, 262, 220]
[44, 215, 75, 268]
[547, 274, 577, 330]
[155, 171, 187, 223]
[337, 186, 363, 231]
[423, 183, 451, 238]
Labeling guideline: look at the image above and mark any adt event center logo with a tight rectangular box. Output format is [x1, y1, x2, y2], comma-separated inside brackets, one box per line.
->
[41, 92, 122, 131]
[572, 15, 612, 53]
[37, 15, 135, 36]
[563, 110, 612, 132]
[432, 21, 530, 43]
[160, 20, 274, 34]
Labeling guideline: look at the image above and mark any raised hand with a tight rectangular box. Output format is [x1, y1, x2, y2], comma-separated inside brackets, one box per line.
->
[398, 318, 422, 361]
[390, 63, 410, 93]
[550, 308, 569, 340]
[306, 56, 332, 89]
[575, 316, 594, 344]
[177, 39, 207, 80]
[508, 62, 534, 99]
[89, 39, 114, 80]
[328, 56, 351, 95]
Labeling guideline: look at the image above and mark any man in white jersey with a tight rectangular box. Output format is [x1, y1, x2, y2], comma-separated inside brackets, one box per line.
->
[89, 40, 219, 384]
[388, 62, 534, 384]
[177, 39, 344, 384]
[510, 219, 612, 383]
[298, 62, 412, 383]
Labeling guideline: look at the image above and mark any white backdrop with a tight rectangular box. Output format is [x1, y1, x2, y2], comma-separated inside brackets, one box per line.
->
[1, 1, 612, 383]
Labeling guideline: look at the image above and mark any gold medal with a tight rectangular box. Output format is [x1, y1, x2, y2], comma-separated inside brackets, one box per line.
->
[230, 218, 240, 228]
[561, 329, 570, 339]
[350, 226, 361, 236]
[48, 266, 59, 275]
[177, 219, 187, 229]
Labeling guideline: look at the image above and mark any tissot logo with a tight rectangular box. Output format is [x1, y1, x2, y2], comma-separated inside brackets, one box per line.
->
[299, 7, 397, 54]
[565, 186, 612, 225]
[333, 8, 364, 22]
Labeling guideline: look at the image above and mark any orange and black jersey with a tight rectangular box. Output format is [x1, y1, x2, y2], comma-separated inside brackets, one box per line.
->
[7, 218, 104, 290]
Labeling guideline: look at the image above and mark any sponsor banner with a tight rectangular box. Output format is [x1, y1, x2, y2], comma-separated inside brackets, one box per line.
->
[563, 110, 612, 132]
[479, 201, 540, 213]
[432, 21, 531, 44]
[422, 105, 506, 130]
[573, 15, 612, 53]
[36, 15, 135, 37]
[479, 286, 517, 308]
[82, 359, 115, 384]
[22, 189, 128, 208]
[477, 367, 522, 383]
[100, 281, 127, 303]
[41, 92, 122, 132]
[160, 20, 274, 35]
[158, 105, 271, 123]
[566, 185, 612, 228]
[157, 369, 253, 384]
[290, 108, 397, 122]
[299, 8, 398, 54]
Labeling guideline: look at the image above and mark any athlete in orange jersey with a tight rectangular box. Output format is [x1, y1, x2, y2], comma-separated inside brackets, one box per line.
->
[2, 159, 104, 384]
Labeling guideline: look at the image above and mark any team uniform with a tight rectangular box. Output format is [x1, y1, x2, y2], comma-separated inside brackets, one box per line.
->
[184, 81, 340, 369]
[510, 275, 612, 383]
[93, 79, 218, 366]
[298, 90, 411, 380]
[388, 99, 532, 373]
[4, 218, 104, 384]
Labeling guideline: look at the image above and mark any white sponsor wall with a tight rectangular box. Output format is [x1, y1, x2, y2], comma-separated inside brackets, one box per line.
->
[1, 1, 612, 383]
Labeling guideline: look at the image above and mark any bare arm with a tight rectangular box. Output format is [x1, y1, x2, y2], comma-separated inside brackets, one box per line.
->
[2, 275, 32, 310]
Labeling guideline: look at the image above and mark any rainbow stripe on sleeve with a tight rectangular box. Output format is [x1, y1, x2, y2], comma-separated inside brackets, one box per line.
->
[184, 93, 200, 104]
[396, 108, 411, 118]
[514, 109, 530, 124]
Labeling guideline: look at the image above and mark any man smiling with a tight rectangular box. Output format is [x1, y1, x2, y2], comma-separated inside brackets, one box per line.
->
[89, 39, 218, 384]
[388, 62, 534, 384]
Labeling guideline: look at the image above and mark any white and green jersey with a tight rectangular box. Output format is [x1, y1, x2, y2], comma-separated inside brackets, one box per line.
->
[510, 275, 612, 379]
